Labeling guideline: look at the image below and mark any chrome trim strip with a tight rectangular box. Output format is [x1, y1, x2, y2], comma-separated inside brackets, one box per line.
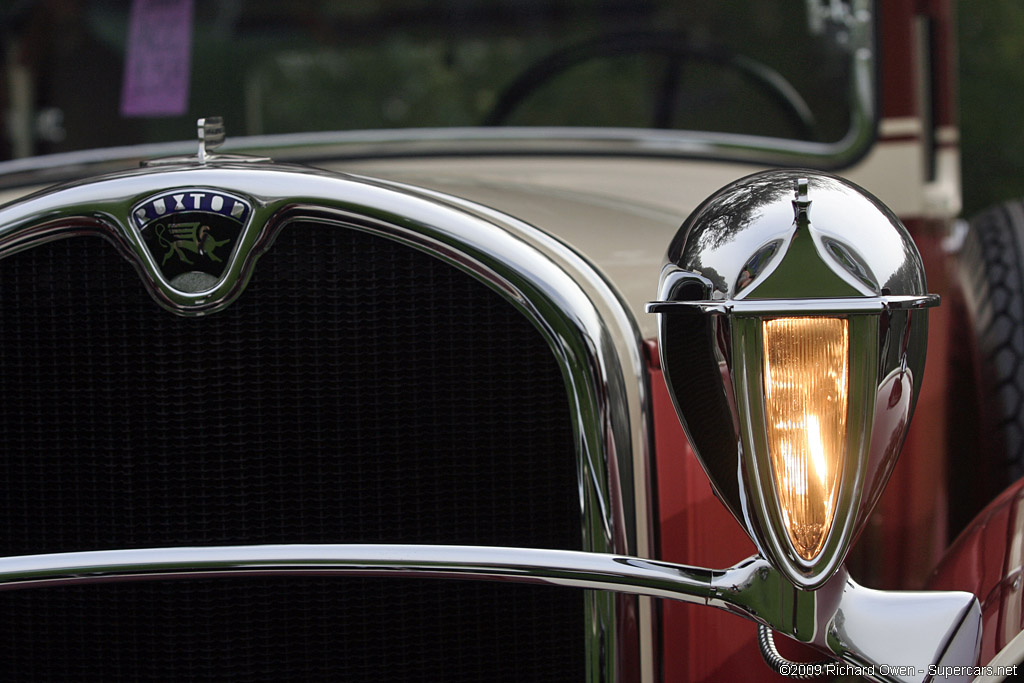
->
[647, 294, 940, 315]
[0, 545, 715, 597]
[0, 124, 875, 190]
[0, 162, 652, 682]
[0, 544, 982, 683]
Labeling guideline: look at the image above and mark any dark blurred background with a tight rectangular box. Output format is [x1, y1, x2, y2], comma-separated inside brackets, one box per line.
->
[0, 0, 1021, 219]
[958, 0, 1024, 216]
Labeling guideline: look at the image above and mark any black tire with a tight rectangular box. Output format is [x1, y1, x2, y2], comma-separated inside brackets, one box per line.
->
[950, 200, 1024, 532]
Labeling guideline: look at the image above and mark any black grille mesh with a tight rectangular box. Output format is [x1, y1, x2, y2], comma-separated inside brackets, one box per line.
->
[0, 222, 584, 681]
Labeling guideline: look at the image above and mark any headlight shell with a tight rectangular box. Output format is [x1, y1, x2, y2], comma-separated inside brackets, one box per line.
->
[648, 170, 938, 589]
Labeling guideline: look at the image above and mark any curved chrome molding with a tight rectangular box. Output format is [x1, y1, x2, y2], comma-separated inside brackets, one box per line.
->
[0, 161, 652, 682]
[0, 544, 981, 683]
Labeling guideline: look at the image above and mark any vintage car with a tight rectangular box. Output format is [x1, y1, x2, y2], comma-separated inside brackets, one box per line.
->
[0, 0, 1020, 681]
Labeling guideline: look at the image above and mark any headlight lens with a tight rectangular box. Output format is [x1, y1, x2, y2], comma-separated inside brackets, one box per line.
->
[762, 316, 848, 561]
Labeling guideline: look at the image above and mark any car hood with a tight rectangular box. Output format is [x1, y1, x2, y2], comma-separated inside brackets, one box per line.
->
[334, 156, 762, 339]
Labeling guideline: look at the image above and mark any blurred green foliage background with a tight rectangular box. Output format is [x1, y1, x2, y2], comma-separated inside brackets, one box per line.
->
[2, 0, 1020, 221]
[959, 1, 1024, 216]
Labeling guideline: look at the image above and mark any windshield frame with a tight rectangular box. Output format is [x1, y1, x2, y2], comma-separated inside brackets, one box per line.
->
[0, 0, 877, 186]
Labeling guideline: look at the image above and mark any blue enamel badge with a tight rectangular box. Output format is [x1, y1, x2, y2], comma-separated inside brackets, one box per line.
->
[131, 189, 252, 287]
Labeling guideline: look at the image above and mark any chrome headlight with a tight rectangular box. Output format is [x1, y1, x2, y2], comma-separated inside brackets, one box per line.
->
[648, 170, 939, 588]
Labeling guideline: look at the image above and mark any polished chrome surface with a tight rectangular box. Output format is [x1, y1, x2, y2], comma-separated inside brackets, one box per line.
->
[0, 545, 713, 599]
[198, 116, 226, 163]
[758, 624, 831, 678]
[142, 117, 271, 168]
[658, 171, 930, 303]
[647, 294, 939, 315]
[0, 158, 652, 682]
[0, 543, 981, 683]
[650, 169, 937, 589]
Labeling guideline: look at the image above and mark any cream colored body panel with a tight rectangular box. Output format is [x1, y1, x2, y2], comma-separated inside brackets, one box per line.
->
[339, 132, 958, 339]
[0, 120, 960, 341]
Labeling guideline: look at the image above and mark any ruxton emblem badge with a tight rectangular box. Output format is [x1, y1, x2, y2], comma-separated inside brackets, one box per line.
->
[130, 189, 252, 291]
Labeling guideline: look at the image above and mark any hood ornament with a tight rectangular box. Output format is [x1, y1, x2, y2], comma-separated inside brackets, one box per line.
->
[197, 116, 226, 163]
[793, 176, 811, 224]
[143, 117, 270, 167]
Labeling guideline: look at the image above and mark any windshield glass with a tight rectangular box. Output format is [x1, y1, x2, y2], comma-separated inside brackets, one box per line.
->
[1, 0, 867, 158]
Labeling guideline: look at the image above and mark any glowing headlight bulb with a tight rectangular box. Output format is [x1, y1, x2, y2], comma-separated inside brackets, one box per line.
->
[762, 317, 849, 561]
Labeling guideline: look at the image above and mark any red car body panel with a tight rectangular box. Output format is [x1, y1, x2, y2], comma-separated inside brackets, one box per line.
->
[648, 341, 822, 681]
[860, 218, 956, 590]
[642, 3, 978, 675]
[930, 478, 1024, 664]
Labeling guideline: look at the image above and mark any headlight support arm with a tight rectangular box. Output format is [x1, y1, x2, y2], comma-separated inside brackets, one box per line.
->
[0, 544, 979, 683]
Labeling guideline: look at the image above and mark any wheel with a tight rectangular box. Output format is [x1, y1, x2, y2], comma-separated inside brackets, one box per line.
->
[949, 200, 1024, 531]
[482, 31, 819, 140]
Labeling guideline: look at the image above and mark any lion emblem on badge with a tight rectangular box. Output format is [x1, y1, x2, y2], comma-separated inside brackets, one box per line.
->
[154, 221, 232, 266]
[132, 189, 251, 285]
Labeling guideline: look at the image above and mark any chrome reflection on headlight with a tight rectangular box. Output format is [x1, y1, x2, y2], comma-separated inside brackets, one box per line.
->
[648, 170, 939, 589]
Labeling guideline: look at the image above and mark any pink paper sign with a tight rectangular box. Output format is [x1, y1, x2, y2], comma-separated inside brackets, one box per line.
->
[120, 0, 194, 117]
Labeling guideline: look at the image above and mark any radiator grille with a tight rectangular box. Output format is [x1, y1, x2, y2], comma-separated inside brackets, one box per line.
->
[0, 221, 584, 680]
